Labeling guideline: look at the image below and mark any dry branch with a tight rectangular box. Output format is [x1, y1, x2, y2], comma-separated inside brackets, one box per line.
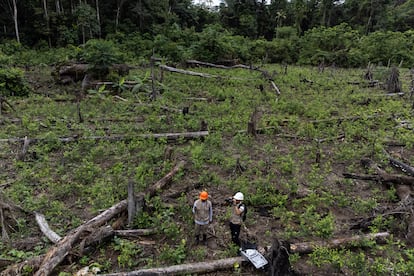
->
[385, 153, 414, 176]
[159, 65, 217, 78]
[114, 229, 157, 237]
[145, 160, 186, 197]
[35, 212, 61, 244]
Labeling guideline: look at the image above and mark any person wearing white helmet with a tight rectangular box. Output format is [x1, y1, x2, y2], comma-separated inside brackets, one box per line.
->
[228, 191, 245, 246]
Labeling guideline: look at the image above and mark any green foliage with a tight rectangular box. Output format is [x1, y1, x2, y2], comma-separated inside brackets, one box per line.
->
[190, 24, 251, 62]
[78, 39, 124, 78]
[359, 31, 414, 67]
[299, 205, 335, 238]
[0, 67, 31, 96]
[251, 38, 299, 64]
[158, 239, 187, 265]
[73, 2, 99, 43]
[299, 23, 362, 67]
[309, 248, 368, 274]
[113, 237, 142, 268]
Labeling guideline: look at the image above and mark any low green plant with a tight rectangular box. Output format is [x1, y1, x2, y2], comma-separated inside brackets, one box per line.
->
[0, 67, 31, 96]
[158, 239, 187, 265]
[299, 205, 335, 238]
[113, 237, 142, 269]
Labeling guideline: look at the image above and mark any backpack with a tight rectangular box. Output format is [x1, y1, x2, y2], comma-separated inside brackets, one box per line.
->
[240, 203, 247, 222]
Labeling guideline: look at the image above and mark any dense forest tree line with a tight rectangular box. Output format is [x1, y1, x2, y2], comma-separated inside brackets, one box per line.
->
[1, 0, 414, 68]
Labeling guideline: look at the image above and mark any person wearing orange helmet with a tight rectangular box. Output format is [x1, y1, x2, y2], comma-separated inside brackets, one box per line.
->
[192, 190, 213, 245]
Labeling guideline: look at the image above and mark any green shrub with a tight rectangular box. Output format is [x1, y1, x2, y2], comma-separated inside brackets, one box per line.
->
[0, 67, 31, 96]
[78, 39, 125, 78]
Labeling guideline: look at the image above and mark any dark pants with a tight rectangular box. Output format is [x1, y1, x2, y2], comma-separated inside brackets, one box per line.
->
[229, 222, 241, 246]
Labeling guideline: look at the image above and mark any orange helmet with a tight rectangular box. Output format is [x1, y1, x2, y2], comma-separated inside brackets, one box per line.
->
[199, 191, 208, 200]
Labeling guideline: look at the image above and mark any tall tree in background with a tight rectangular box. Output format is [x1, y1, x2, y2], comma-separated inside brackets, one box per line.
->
[291, 0, 307, 34]
[319, 0, 334, 27]
[96, 0, 101, 37]
[0, 0, 20, 43]
[42, 0, 51, 47]
[74, 2, 99, 44]
[116, 0, 127, 32]
[55, 0, 63, 14]
[11, 0, 19, 43]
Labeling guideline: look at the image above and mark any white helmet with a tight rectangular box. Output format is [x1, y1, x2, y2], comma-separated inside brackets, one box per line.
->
[233, 192, 244, 201]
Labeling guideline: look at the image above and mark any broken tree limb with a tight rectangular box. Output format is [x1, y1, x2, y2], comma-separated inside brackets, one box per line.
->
[289, 232, 390, 254]
[384, 151, 414, 176]
[35, 212, 62, 244]
[145, 160, 186, 197]
[270, 80, 281, 95]
[159, 65, 217, 78]
[114, 229, 157, 237]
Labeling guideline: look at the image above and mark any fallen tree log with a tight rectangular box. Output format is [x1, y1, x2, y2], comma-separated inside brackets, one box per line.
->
[33, 200, 128, 276]
[100, 257, 245, 276]
[343, 172, 414, 186]
[100, 232, 389, 275]
[53, 63, 132, 84]
[289, 232, 390, 254]
[0, 131, 209, 144]
[1, 160, 187, 276]
[114, 229, 157, 237]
